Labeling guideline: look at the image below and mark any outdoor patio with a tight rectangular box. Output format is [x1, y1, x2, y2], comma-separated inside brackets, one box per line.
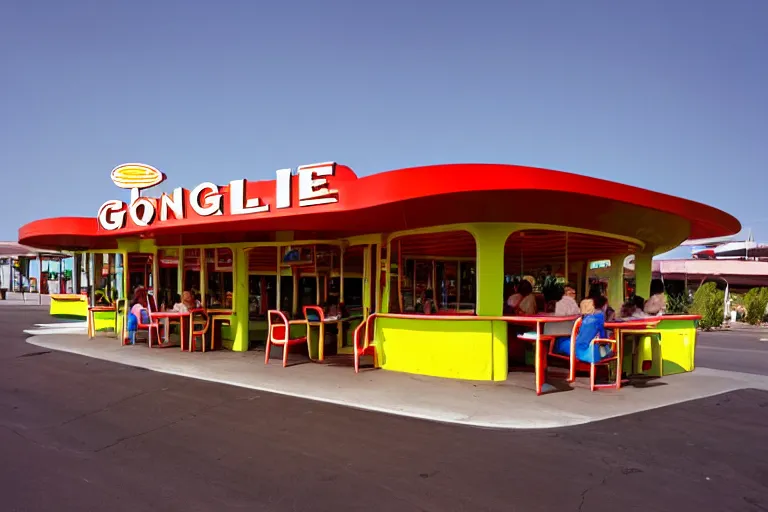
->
[24, 324, 768, 429]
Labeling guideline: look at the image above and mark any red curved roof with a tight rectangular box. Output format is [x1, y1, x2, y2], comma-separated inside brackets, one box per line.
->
[18, 163, 740, 251]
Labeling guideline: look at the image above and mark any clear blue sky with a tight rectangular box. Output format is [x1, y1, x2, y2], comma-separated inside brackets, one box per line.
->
[2, 0, 766, 259]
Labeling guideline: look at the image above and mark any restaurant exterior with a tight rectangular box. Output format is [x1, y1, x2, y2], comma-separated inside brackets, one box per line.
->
[18, 161, 740, 391]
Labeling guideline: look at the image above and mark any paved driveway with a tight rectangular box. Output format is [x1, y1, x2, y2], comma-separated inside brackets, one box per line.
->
[1, 304, 767, 511]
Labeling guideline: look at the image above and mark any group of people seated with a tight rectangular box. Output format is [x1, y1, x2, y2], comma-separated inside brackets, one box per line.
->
[506, 278, 667, 320]
[125, 287, 202, 344]
[506, 278, 668, 365]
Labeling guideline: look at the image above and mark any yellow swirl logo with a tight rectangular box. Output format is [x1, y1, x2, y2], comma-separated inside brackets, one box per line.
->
[110, 163, 166, 190]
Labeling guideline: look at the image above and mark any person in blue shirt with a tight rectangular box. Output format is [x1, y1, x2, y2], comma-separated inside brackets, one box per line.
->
[554, 295, 614, 364]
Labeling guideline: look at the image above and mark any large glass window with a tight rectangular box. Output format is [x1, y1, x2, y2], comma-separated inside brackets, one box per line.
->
[247, 247, 278, 318]
[91, 253, 123, 306]
[248, 274, 276, 318]
[394, 231, 476, 314]
[127, 253, 153, 293]
[183, 249, 201, 299]
[157, 249, 179, 309]
[340, 244, 364, 315]
[205, 248, 233, 309]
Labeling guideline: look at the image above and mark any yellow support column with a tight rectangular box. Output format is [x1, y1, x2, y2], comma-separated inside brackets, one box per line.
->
[471, 223, 512, 381]
[472, 224, 510, 316]
[176, 247, 183, 293]
[200, 247, 207, 306]
[231, 247, 250, 352]
[634, 252, 653, 299]
[608, 255, 626, 309]
[362, 245, 371, 316]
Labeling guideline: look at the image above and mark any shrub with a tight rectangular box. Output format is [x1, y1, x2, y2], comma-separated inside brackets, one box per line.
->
[666, 293, 691, 314]
[691, 282, 724, 330]
[743, 287, 768, 325]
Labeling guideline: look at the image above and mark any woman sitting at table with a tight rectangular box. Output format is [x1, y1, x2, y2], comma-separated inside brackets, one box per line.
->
[512, 280, 537, 316]
[169, 293, 185, 312]
[130, 288, 148, 317]
[580, 285, 603, 315]
[553, 295, 615, 364]
[176, 291, 200, 312]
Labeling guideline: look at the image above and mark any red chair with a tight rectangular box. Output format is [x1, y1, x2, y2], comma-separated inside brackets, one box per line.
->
[547, 317, 583, 382]
[548, 317, 622, 391]
[587, 336, 621, 391]
[303, 305, 327, 361]
[266, 310, 307, 367]
[136, 308, 163, 347]
[188, 308, 210, 352]
[353, 315, 377, 373]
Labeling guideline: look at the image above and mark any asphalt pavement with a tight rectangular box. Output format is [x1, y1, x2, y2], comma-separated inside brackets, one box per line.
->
[1, 303, 767, 511]
[697, 327, 768, 375]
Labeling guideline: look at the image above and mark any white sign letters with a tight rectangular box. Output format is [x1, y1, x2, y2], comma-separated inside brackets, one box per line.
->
[98, 162, 339, 230]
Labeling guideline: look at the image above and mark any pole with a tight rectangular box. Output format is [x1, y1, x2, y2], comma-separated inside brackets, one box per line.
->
[38, 254, 43, 305]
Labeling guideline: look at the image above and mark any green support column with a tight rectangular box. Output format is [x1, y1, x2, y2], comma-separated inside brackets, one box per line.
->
[608, 255, 626, 309]
[634, 252, 653, 299]
[471, 223, 512, 381]
[231, 247, 250, 352]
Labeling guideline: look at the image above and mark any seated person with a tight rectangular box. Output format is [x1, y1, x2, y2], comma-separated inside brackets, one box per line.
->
[169, 293, 184, 312]
[620, 295, 648, 319]
[555, 284, 580, 316]
[514, 280, 537, 315]
[422, 289, 438, 315]
[644, 280, 666, 316]
[325, 296, 341, 320]
[631, 296, 648, 318]
[177, 291, 200, 312]
[505, 283, 521, 315]
[128, 288, 152, 341]
[579, 284, 603, 315]
[553, 295, 614, 364]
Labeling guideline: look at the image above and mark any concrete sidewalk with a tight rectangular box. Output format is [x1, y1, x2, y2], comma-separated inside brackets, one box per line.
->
[1, 292, 51, 305]
[24, 326, 768, 429]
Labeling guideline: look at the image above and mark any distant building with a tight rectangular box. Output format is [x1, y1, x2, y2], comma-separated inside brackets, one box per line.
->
[0, 242, 71, 295]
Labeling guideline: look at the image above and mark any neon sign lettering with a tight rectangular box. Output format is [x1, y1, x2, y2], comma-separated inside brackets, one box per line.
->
[97, 162, 339, 230]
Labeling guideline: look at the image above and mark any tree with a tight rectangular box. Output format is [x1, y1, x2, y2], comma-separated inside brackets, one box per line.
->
[743, 287, 768, 325]
[691, 282, 724, 331]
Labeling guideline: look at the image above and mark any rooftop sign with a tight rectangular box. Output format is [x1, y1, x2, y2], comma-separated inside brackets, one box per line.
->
[97, 162, 339, 231]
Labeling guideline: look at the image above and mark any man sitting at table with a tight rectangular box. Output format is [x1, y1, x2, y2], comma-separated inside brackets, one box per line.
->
[555, 283, 580, 316]
[553, 295, 615, 364]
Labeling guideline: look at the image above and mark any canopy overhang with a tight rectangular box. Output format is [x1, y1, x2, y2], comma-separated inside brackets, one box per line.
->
[18, 163, 741, 253]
